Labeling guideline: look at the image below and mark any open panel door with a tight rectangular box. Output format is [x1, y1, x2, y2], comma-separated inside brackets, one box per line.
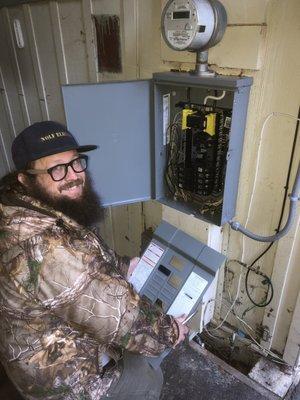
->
[62, 80, 153, 207]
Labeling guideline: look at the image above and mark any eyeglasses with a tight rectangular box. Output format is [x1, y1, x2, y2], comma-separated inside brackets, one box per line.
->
[26, 155, 88, 182]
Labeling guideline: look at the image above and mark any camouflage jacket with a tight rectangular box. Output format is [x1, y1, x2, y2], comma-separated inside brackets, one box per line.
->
[0, 188, 178, 399]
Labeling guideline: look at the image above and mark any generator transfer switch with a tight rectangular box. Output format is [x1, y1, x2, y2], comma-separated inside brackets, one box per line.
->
[129, 220, 226, 318]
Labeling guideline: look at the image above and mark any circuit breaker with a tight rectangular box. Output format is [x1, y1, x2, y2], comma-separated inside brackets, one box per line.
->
[129, 220, 226, 320]
[62, 71, 253, 226]
[166, 103, 231, 197]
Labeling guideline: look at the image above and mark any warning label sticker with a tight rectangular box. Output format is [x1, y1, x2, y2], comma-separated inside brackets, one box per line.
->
[129, 242, 165, 292]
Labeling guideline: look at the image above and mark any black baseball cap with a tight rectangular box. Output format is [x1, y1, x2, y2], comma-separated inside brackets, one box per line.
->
[12, 121, 97, 170]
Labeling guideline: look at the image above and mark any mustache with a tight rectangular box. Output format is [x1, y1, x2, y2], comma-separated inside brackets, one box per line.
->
[59, 178, 83, 192]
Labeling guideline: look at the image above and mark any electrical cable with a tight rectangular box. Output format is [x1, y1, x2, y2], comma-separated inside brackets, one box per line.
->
[165, 102, 230, 216]
[230, 111, 300, 241]
[165, 121, 182, 194]
[226, 258, 273, 309]
[217, 302, 290, 365]
[249, 242, 274, 269]
[233, 314, 289, 365]
[223, 109, 300, 310]
[206, 263, 243, 332]
[245, 106, 300, 306]
[245, 107, 300, 266]
[204, 90, 226, 105]
[245, 267, 274, 308]
[203, 295, 289, 365]
[202, 109, 299, 363]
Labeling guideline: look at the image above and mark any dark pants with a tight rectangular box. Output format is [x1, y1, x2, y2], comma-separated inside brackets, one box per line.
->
[102, 352, 164, 400]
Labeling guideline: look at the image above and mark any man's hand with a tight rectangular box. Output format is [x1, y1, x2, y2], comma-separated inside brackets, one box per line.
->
[173, 315, 189, 348]
[126, 259, 189, 348]
[127, 257, 140, 280]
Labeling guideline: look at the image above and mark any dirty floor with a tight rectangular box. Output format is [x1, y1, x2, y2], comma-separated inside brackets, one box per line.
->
[1, 342, 299, 399]
[161, 342, 279, 400]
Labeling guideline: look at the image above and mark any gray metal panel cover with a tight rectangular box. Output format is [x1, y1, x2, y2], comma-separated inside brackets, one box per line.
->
[153, 220, 224, 276]
[62, 81, 152, 207]
[153, 72, 253, 90]
[154, 220, 177, 243]
[171, 230, 206, 260]
[197, 247, 226, 275]
[221, 86, 251, 224]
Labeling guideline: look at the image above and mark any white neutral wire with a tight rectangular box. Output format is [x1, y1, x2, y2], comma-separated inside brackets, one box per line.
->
[204, 90, 226, 105]
[234, 112, 300, 325]
[203, 299, 288, 364]
[234, 314, 288, 365]
[242, 112, 300, 236]
[173, 111, 182, 123]
[216, 301, 289, 365]
[207, 264, 243, 332]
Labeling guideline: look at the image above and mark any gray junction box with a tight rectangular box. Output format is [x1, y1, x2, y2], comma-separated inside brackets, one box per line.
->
[129, 220, 226, 318]
[62, 72, 253, 225]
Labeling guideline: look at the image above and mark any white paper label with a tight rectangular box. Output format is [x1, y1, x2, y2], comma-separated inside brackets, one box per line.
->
[129, 242, 165, 292]
[167, 272, 207, 317]
[163, 93, 170, 146]
[167, 30, 192, 50]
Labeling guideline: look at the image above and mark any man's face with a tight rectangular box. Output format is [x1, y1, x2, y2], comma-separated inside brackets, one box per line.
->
[18, 149, 102, 226]
[33, 150, 86, 200]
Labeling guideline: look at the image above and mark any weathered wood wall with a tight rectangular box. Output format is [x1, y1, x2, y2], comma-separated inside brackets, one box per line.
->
[0, 0, 299, 363]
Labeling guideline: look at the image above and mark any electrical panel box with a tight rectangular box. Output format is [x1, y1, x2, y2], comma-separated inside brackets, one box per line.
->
[62, 72, 252, 225]
[129, 220, 226, 319]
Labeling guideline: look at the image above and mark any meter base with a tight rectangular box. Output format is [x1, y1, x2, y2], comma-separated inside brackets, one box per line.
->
[191, 68, 216, 77]
[192, 50, 216, 77]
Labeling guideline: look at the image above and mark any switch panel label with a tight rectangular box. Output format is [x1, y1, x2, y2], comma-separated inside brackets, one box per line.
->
[167, 272, 207, 317]
[129, 242, 165, 292]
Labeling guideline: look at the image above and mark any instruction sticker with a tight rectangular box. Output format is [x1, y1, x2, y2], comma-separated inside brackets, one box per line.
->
[163, 93, 170, 146]
[129, 242, 165, 292]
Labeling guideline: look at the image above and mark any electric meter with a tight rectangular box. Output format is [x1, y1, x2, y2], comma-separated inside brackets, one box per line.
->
[161, 0, 227, 76]
[161, 0, 227, 52]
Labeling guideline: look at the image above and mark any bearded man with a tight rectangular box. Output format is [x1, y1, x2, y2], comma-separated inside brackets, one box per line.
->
[0, 121, 188, 400]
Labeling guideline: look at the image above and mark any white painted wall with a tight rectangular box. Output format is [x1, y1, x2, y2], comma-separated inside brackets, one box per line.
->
[0, 0, 299, 364]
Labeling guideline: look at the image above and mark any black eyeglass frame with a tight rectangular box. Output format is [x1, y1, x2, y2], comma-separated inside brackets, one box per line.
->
[26, 154, 88, 182]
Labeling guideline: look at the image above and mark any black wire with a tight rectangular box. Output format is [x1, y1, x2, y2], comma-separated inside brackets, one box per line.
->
[249, 242, 274, 268]
[245, 106, 300, 307]
[187, 87, 191, 106]
[245, 267, 274, 307]
[165, 123, 182, 194]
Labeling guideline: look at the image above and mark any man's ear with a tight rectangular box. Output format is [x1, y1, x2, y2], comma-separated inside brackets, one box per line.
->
[17, 173, 28, 187]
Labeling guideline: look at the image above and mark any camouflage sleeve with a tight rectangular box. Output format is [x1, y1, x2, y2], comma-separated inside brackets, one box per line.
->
[118, 292, 179, 355]
[95, 234, 130, 278]
[111, 254, 130, 278]
[35, 236, 178, 356]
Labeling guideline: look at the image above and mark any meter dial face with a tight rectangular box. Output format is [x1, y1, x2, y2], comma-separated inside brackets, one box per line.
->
[161, 0, 224, 52]
[162, 0, 198, 50]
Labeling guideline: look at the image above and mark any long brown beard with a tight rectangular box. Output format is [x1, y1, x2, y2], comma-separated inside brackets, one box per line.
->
[27, 173, 103, 227]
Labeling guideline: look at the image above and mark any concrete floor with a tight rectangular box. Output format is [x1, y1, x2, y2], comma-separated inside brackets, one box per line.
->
[161, 342, 279, 400]
[1, 342, 299, 399]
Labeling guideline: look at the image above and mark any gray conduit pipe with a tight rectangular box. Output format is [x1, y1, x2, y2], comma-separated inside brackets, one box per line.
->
[229, 161, 300, 242]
